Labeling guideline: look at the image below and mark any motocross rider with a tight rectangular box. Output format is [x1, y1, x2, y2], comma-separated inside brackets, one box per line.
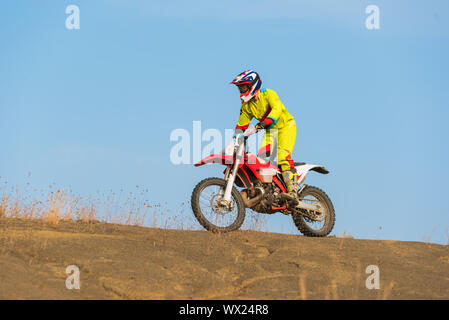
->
[231, 70, 299, 202]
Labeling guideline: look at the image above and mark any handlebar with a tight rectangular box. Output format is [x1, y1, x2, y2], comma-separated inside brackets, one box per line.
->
[233, 125, 258, 148]
[243, 125, 258, 137]
[234, 125, 258, 142]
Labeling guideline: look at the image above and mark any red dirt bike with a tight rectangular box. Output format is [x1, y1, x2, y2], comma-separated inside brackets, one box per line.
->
[191, 125, 335, 237]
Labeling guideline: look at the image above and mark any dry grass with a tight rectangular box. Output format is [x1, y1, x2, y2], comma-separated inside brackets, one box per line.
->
[298, 273, 307, 300]
[294, 263, 397, 300]
[380, 280, 395, 300]
[0, 177, 269, 233]
[421, 225, 442, 248]
[242, 210, 268, 232]
[0, 177, 182, 229]
[0, 196, 7, 218]
[43, 189, 68, 225]
[334, 231, 354, 250]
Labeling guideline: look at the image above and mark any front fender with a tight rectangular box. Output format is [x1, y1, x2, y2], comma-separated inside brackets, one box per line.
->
[195, 155, 253, 189]
[194, 154, 234, 167]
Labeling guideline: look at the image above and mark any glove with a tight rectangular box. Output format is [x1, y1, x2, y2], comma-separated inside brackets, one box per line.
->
[255, 122, 267, 131]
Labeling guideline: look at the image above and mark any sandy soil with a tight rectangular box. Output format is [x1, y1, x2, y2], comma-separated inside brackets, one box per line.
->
[0, 218, 448, 299]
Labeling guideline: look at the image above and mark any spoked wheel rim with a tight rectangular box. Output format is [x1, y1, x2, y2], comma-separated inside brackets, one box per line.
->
[198, 184, 240, 229]
[299, 193, 329, 232]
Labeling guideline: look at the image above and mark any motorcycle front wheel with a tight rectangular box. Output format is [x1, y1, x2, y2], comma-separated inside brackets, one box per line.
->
[191, 177, 246, 233]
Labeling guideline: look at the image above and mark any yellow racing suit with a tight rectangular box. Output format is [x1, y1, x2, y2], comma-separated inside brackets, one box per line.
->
[235, 88, 297, 172]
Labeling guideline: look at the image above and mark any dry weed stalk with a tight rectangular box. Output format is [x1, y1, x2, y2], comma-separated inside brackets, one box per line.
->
[380, 280, 395, 300]
[330, 279, 339, 299]
[45, 190, 69, 224]
[0, 196, 7, 218]
[298, 273, 307, 300]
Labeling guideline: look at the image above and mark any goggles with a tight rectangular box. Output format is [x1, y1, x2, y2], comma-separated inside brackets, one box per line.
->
[238, 84, 251, 93]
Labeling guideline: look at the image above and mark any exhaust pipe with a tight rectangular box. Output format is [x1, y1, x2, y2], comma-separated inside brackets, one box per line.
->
[240, 187, 264, 208]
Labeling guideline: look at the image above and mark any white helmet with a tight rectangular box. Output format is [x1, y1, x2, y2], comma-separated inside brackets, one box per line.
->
[230, 70, 262, 102]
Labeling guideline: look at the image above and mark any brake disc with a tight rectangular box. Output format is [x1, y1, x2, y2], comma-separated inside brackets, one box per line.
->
[210, 193, 234, 215]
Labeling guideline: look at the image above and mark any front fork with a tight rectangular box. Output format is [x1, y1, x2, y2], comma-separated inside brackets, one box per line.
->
[219, 143, 244, 205]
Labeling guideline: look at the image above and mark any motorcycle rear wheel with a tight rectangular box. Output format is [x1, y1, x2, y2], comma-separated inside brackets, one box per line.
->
[292, 185, 335, 237]
[191, 177, 246, 233]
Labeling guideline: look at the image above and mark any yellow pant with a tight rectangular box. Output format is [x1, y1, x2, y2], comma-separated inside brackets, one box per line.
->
[258, 119, 297, 171]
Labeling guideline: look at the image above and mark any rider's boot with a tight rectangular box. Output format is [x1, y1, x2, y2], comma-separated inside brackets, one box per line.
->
[281, 170, 299, 206]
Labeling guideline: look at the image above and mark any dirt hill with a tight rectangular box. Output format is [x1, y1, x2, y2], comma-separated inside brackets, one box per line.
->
[0, 217, 448, 299]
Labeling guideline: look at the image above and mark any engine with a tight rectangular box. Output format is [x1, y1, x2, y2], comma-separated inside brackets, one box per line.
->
[249, 182, 284, 214]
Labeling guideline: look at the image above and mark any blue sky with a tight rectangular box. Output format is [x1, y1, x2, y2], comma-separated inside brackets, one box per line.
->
[1, 1, 448, 243]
